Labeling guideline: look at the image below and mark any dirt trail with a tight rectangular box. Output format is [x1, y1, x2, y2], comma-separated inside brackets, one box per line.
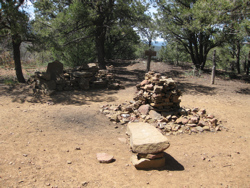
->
[0, 61, 249, 188]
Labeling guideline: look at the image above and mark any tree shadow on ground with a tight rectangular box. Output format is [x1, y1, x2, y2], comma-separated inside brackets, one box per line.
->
[114, 69, 145, 87]
[177, 82, 217, 95]
[235, 88, 250, 95]
[202, 69, 250, 84]
[0, 83, 119, 105]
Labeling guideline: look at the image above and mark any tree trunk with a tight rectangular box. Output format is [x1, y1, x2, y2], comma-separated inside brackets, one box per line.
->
[12, 34, 25, 83]
[236, 40, 241, 74]
[211, 50, 216, 85]
[95, 26, 106, 69]
[246, 50, 250, 76]
[243, 59, 246, 72]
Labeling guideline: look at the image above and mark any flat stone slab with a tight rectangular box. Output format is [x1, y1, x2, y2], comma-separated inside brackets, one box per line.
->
[96, 153, 114, 163]
[131, 154, 165, 169]
[127, 122, 170, 154]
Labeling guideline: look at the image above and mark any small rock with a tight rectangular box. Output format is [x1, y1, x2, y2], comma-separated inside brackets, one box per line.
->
[140, 80, 149, 86]
[192, 108, 199, 113]
[82, 181, 88, 187]
[96, 153, 114, 163]
[138, 152, 164, 160]
[138, 104, 150, 115]
[46, 183, 50, 186]
[67, 161, 72, 164]
[196, 126, 204, 132]
[198, 120, 207, 127]
[207, 114, 214, 119]
[186, 124, 197, 127]
[131, 154, 165, 169]
[210, 118, 218, 126]
[75, 147, 81, 150]
[149, 110, 162, 120]
[23, 154, 28, 157]
[203, 126, 210, 131]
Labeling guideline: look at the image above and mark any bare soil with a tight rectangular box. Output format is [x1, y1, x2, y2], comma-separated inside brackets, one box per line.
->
[0, 60, 249, 188]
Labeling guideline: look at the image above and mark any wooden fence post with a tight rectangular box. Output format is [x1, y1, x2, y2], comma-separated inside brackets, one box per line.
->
[211, 50, 216, 84]
[145, 50, 157, 72]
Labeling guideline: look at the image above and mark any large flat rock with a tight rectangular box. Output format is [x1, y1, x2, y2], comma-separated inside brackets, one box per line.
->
[127, 122, 170, 154]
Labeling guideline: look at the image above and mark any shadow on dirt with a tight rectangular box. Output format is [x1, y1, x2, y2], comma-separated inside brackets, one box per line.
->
[202, 69, 250, 84]
[0, 83, 119, 105]
[163, 153, 185, 171]
[177, 82, 217, 95]
[235, 88, 250, 95]
[114, 69, 145, 87]
[139, 153, 185, 171]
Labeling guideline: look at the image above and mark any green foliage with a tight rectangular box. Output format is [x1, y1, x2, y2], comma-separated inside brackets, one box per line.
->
[155, 0, 244, 70]
[134, 41, 148, 58]
[206, 46, 233, 71]
[105, 26, 140, 60]
[32, 0, 148, 68]
[4, 78, 18, 86]
[158, 40, 191, 63]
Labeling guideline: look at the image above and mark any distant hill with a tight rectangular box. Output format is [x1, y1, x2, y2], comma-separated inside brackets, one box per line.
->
[152, 41, 166, 47]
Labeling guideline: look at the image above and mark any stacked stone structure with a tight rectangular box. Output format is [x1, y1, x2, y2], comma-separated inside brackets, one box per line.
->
[28, 61, 124, 95]
[134, 71, 182, 113]
[127, 122, 170, 169]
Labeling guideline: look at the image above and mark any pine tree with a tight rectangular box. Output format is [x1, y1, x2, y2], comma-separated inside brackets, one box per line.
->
[33, 0, 148, 69]
[0, 0, 30, 83]
[156, 0, 233, 70]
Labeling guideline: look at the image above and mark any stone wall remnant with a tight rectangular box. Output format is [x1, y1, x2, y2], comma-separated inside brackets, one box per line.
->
[28, 61, 124, 95]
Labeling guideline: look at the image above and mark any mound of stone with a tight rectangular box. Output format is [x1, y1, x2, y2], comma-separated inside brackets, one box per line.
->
[100, 71, 225, 135]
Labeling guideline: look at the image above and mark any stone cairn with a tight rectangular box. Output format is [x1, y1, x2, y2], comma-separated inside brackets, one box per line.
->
[127, 122, 170, 169]
[27, 61, 124, 95]
[100, 71, 224, 135]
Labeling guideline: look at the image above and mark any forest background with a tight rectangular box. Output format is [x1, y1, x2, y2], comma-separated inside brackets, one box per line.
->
[0, 0, 249, 83]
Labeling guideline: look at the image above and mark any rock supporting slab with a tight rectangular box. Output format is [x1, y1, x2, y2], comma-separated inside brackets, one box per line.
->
[131, 154, 165, 169]
[127, 122, 170, 154]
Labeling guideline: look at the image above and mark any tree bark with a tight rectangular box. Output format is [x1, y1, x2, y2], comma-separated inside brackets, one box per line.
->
[236, 40, 241, 74]
[12, 34, 25, 83]
[95, 27, 106, 70]
[246, 50, 250, 76]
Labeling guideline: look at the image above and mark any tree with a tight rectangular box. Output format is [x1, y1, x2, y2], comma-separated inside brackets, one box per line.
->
[223, 0, 250, 74]
[0, 0, 31, 83]
[156, 0, 232, 70]
[33, 0, 148, 69]
[159, 39, 190, 64]
[105, 25, 140, 60]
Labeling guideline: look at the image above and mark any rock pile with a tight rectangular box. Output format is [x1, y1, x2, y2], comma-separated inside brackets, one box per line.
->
[28, 61, 124, 95]
[134, 71, 182, 113]
[100, 71, 224, 135]
[127, 122, 170, 169]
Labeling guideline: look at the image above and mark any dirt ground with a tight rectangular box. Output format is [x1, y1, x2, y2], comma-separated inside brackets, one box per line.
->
[0, 60, 249, 188]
